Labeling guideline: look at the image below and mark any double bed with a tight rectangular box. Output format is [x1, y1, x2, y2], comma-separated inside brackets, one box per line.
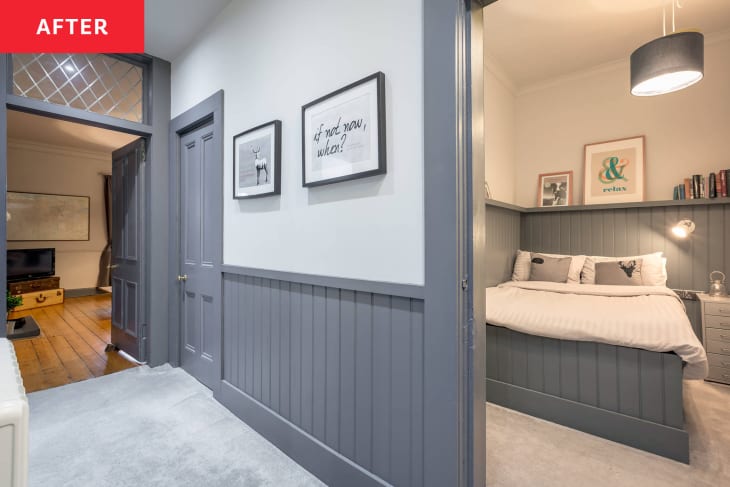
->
[486, 279, 708, 463]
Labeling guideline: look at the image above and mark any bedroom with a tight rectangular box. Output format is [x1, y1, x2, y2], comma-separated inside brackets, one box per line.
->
[480, 0, 730, 484]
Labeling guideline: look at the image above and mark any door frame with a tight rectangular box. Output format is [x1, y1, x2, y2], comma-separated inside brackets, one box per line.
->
[167, 90, 224, 387]
[0, 55, 171, 368]
[423, 1, 491, 486]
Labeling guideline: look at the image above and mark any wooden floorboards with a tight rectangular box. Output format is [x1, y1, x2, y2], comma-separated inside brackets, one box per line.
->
[9, 294, 137, 393]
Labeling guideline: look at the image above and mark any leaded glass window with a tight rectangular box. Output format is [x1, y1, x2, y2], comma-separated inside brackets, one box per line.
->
[12, 53, 145, 123]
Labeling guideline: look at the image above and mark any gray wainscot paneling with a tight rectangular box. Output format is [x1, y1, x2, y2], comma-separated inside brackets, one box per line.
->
[520, 203, 730, 339]
[484, 204, 521, 287]
[220, 267, 425, 487]
[486, 200, 730, 339]
[486, 325, 688, 462]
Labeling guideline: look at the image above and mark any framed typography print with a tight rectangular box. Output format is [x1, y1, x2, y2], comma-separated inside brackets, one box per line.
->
[301, 72, 386, 187]
[537, 171, 573, 207]
[584, 135, 645, 205]
[233, 120, 282, 199]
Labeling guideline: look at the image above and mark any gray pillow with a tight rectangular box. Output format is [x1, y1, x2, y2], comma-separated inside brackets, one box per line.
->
[529, 254, 571, 283]
[594, 259, 643, 286]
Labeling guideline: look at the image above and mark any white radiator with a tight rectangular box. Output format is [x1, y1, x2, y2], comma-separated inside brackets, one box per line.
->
[0, 338, 28, 487]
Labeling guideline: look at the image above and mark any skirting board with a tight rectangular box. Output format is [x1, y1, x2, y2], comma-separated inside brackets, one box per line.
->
[218, 381, 388, 487]
[486, 378, 689, 463]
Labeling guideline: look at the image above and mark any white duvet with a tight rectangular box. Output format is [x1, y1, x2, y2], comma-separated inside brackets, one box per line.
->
[486, 281, 708, 379]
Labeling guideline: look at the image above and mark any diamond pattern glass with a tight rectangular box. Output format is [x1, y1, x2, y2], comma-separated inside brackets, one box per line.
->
[12, 53, 144, 123]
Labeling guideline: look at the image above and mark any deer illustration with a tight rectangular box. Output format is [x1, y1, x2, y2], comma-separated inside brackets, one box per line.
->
[252, 145, 269, 185]
[618, 260, 638, 278]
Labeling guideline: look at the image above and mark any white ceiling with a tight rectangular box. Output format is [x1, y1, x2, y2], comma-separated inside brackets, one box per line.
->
[7, 111, 139, 153]
[484, 0, 730, 91]
[144, 0, 232, 61]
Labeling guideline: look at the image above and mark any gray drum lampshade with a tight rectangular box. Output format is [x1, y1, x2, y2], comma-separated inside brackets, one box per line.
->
[630, 31, 704, 96]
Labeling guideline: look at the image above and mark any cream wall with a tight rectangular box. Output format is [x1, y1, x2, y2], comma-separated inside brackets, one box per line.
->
[7, 140, 110, 289]
[484, 61, 516, 204]
[171, 0, 424, 285]
[512, 35, 730, 208]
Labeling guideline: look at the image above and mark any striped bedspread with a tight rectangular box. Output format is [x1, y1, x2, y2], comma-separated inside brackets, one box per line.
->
[486, 281, 708, 379]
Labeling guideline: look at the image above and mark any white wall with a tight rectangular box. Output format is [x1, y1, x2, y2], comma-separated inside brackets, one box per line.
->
[7, 140, 111, 289]
[171, 0, 424, 285]
[484, 61, 516, 204]
[512, 36, 730, 208]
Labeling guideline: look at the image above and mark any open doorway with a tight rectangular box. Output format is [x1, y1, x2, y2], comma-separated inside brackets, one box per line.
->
[6, 109, 140, 392]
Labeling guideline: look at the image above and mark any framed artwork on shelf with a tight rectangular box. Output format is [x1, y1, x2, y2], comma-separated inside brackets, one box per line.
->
[584, 135, 645, 205]
[233, 120, 282, 199]
[537, 171, 573, 207]
[301, 71, 386, 187]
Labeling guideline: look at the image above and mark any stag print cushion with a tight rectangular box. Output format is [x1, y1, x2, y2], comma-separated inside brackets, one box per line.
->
[528, 254, 572, 283]
[581, 252, 666, 286]
[594, 260, 644, 286]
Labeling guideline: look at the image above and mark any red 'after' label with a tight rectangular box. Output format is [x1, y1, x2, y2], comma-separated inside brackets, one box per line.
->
[1, 0, 144, 53]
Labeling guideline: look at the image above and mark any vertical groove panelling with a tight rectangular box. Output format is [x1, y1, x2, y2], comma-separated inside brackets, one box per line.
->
[301, 284, 314, 433]
[280, 281, 291, 418]
[410, 299, 424, 487]
[371, 294, 392, 480]
[313, 286, 327, 442]
[222, 274, 425, 487]
[270, 280, 281, 412]
[486, 325, 683, 428]
[519, 203, 730, 336]
[339, 290, 356, 459]
[354, 291, 373, 470]
[290, 283, 302, 425]
[484, 206, 521, 286]
[325, 287, 340, 449]
[577, 342, 598, 406]
[390, 297, 411, 486]
[596, 344, 618, 412]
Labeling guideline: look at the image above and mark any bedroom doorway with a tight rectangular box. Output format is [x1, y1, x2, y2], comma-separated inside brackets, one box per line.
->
[5, 109, 142, 391]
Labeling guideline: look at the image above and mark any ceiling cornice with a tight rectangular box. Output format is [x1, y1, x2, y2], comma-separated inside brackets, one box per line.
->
[516, 27, 730, 97]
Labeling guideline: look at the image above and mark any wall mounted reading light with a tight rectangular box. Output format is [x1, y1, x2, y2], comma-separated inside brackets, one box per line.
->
[630, 1, 704, 96]
[672, 219, 695, 238]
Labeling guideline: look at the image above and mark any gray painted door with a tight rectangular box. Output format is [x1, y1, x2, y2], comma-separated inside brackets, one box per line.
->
[111, 138, 146, 360]
[179, 122, 221, 390]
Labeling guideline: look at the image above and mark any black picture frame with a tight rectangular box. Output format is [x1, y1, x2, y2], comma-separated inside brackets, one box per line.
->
[301, 72, 386, 187]
[233, 120, 282, 199]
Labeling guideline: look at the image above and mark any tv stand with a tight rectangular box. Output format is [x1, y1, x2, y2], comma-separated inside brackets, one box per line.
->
[8, 276, 64, 312]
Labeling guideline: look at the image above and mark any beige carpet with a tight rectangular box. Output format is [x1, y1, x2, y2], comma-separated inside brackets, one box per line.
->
[486, 380, 730, 487]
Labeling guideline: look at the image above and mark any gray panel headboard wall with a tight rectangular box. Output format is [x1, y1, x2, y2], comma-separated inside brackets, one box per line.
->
[485, 200, 730, 339]
[484, 204, 521, 286]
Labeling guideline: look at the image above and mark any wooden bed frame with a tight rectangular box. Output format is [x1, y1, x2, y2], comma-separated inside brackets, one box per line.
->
[486, 324, 689, 463]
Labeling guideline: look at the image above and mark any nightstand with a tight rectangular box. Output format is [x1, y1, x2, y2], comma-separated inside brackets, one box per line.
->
[698, 293, 730, 384]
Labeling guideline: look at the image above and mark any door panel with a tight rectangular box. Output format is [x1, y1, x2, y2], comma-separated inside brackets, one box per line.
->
[111, 138, 146, 360]
[179, 124, 221, 390]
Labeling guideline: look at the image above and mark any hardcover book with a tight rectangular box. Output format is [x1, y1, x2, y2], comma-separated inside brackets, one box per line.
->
[709, 172, 717, 198]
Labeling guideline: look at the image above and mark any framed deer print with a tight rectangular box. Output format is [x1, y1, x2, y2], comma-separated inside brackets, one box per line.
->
[301, 72, 386, 187]
[233, 120, 281, 198]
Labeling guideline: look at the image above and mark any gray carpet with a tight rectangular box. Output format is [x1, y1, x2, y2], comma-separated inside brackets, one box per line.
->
[28, 365, 324, 487]
[487, 379, 730, 487]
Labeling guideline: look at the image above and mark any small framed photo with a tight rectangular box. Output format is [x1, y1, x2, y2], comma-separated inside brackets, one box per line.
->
[302, 72, 386, 187]
[233, 120, 281, 199]
[584, 135, 645, 205]
[538, 171, 573, 207]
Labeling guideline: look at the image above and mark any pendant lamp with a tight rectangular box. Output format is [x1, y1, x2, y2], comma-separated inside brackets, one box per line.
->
[631, 31, 704, 96]
[630, 1, 704, 96]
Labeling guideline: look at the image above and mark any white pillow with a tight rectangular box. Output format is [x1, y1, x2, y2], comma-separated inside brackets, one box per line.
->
[512, 250, 586, 284]
[581, 252, 666, 286]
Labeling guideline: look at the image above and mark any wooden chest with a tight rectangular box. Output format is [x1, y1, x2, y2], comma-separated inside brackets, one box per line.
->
[13, 289, 64, 312]
[9, 277, 61, 296]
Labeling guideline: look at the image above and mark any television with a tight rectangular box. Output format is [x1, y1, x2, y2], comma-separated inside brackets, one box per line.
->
[7, 248, 55, 282]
